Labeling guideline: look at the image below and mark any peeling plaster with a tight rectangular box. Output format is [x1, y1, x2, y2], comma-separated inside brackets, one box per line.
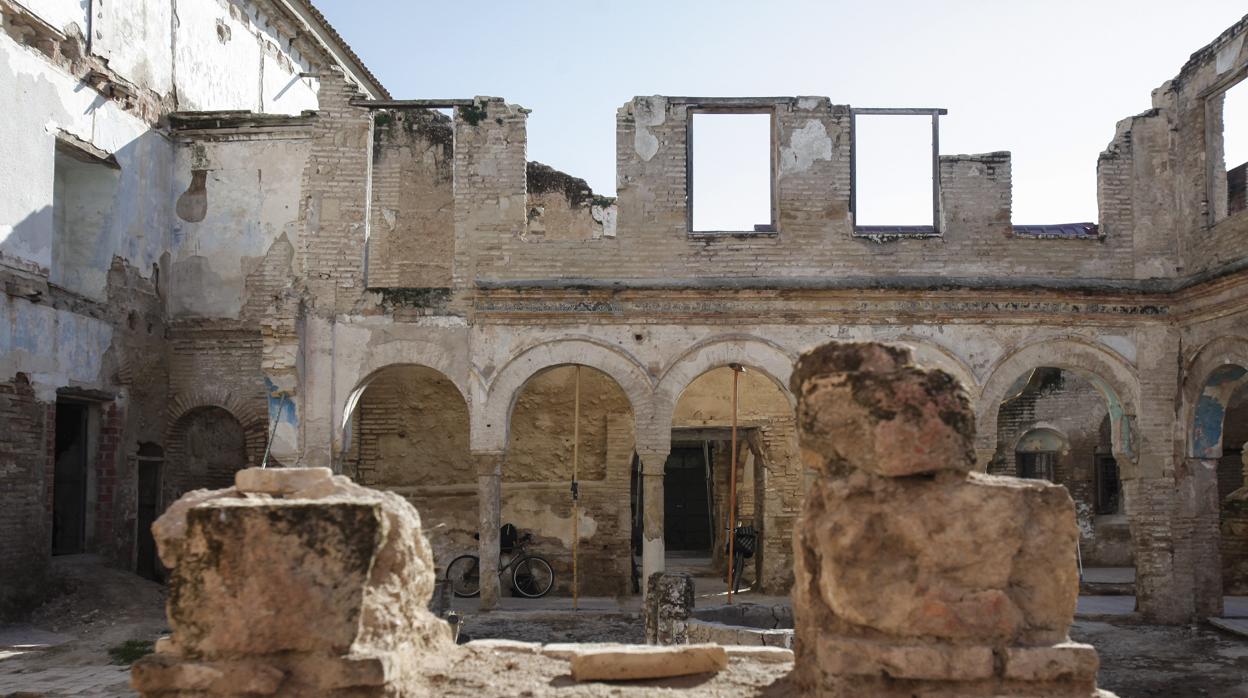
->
[780, 119, 833, 175]
[632, 96, 666, 162]
[1217, 35, 1245, 74]
[502, 497, 598, 546]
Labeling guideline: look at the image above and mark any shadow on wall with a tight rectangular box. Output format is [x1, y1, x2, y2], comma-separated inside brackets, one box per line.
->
[0, 205, 53, 272]
[1, 127, 171, 300]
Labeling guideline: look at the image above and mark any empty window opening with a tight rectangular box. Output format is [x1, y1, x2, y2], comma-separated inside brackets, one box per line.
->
[1221, 79, 1248, 219]
[52, 401, 91, 555]
[52, 139, 120, 298]
[852, 111, 940, 231]
[690, 112, 773, 233]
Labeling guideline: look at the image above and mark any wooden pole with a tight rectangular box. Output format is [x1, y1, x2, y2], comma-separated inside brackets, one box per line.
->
[727, 364, 741, 604]
[572, 365, 581, 611]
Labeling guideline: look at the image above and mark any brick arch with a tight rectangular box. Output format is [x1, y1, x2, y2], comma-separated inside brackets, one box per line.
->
[976, 338, 1139, 474]
[1182, 335, 1248, 459]
[476, 337, 653, 453]
[164, 391, 267, 498]
[332, 338, 471, 452]
[336, 363, 470, 466]
[652, 335, 797, 454]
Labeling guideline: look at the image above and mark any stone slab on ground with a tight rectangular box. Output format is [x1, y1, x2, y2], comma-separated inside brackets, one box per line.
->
[569, 643, 728, 682]
[0, 624, 73, 649]
[1076, 596, 1137, 617]
[724, 646, 794, 663]
[1208, 616, 1248, 639]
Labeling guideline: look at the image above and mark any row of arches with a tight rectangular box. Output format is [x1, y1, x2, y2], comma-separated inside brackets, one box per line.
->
[153, 333, 1248, 618]
[337, 334, 1142, 461]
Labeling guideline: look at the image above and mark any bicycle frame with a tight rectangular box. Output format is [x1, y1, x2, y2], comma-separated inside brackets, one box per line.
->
[497, 540, 532, 577]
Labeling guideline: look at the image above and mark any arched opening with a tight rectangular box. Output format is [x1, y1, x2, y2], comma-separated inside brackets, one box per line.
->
[669, 365, 797, 596]
[991, 368, 1132, 571]
[1188, 361, 1248, 612]
[167, 406, 248, 497]
[342, 365, 474, 572]
[1219, 393, 1248, 597]
[503, 365, 636, 597]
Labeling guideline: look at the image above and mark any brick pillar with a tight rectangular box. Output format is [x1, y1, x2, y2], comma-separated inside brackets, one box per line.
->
[1179, 457, 1224, 618]
[92, 402, 123, 557]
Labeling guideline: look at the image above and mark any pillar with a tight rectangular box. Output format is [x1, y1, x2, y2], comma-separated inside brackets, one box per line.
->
[1181, 457, 1224, 618]
[475, 451, 504, 610]
[638, 449, 669, 594]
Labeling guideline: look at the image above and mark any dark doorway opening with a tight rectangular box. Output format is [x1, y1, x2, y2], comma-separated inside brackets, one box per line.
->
[135, 443, 164, 581]
[52, 401, 89, 555]
[664, 445, 714, 552]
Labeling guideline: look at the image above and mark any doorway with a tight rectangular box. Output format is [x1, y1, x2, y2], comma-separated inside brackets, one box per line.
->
[52, 401, 89, 555]
[135, 444, 164, 581]
[663, 445, 714, 553]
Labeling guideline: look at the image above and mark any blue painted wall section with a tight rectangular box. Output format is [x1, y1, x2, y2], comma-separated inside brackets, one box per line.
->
[265, 376, 298, 427]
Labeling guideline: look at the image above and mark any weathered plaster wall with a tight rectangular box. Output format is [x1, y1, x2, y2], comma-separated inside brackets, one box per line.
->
[0, 32, 171, 287]
[502, 366, 635, 596]
[169, 135, 309, 318]
[86, 0, 320, 115]
[21, 0, 88, 35]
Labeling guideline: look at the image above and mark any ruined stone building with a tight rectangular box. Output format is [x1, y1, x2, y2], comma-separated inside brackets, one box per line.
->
[3, 0, 1248, 626]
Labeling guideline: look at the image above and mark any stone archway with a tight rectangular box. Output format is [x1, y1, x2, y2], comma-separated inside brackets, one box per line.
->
[976, 339, 1139, 473]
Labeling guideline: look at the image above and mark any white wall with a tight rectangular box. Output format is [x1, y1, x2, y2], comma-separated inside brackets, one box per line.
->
[21, 0, 89, 35]
[174, 0, 318, 115]
[93, 0, 173, 95]
[0, 32, 171, 289]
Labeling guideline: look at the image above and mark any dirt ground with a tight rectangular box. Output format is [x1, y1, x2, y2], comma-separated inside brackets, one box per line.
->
[3, 558, 1248, 697]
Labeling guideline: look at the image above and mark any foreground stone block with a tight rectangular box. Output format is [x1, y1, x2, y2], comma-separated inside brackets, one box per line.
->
[569, 644, 728, 682]
[789, 342, 1114, 697]
[132, 467, 454, 696]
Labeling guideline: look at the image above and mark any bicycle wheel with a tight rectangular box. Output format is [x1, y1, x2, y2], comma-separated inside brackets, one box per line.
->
[446, 554, 482, 597]
[511, 556, 554, 598]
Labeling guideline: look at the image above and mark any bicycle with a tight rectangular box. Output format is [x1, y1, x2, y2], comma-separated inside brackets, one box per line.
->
[727, 524, 756, 594]
[445, 527, 555, 599]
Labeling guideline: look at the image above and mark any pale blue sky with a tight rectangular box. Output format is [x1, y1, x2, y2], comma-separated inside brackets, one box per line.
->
[316, 1, 1248, 224]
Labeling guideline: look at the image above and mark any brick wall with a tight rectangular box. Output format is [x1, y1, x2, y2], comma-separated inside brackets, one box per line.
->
[441, 96, 1137, 285]
[989, 368, 1132, 566]
[0, 375, 52, 617]
[90, 402, 123, 561]
[296, 68, 373, 312]
[367, 108, 454, 288]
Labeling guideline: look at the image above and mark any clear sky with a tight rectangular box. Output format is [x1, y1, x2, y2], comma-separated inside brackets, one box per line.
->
[315, 1, 1247, 225]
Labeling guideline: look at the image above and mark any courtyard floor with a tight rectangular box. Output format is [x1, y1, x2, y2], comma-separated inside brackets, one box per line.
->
[2, 556, 1247, 697]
